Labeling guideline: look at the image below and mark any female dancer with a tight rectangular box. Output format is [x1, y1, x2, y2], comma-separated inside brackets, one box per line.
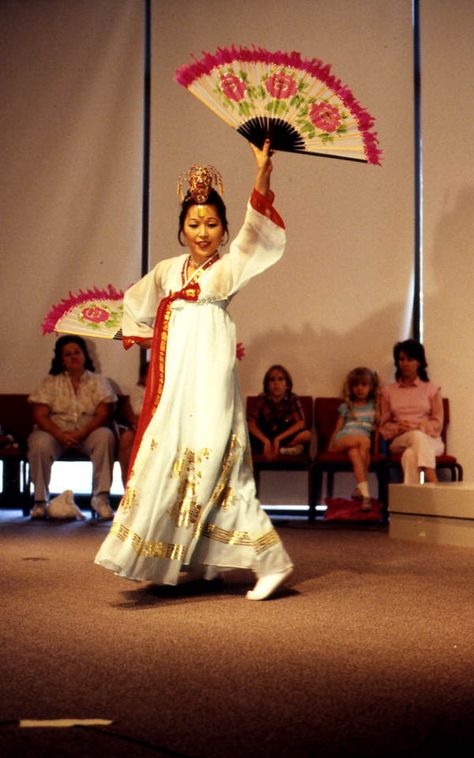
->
[96, 141, 293, 600]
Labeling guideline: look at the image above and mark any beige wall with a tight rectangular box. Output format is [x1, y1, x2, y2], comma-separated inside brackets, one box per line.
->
[0, 0, 143, 394]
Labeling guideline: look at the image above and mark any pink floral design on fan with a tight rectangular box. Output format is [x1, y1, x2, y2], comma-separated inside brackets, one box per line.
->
[309, 102, 341, 132]
[220, 73, 246, 102]
[264, 72, 297, 99]
[81, 306, 111, 323]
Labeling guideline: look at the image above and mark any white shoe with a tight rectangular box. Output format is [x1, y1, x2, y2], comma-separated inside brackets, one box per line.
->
[279, 445, 304, 456]
[91, 494, 114, 520]
[246, 567, 294, 601]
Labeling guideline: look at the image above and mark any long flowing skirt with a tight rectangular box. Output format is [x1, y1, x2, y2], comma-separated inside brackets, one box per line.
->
[95, 301, 293, 584]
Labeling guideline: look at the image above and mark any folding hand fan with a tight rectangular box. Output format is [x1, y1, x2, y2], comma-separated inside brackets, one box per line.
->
[176, 45, 381, 164]
[42, 285, 124, 340]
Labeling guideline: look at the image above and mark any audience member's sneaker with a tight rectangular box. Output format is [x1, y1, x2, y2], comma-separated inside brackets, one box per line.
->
[279, 445, 304, 456]
[30, 502, 47, 520]
[91, 494, 114, 520]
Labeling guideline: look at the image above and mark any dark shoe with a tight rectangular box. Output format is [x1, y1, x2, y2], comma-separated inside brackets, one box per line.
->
[30, 503, 47, 519]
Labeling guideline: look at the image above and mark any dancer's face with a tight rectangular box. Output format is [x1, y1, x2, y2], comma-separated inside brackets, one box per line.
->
[183, 204, 224, 263]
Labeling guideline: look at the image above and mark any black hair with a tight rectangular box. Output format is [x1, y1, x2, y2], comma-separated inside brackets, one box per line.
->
[393, 338, 429, 382]
[263, 364, 293, 395]
[49, 335, 95, 375]
[177, 189, 229, 245]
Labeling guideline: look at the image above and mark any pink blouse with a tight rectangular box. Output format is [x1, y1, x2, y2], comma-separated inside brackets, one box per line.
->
[379, 378, 443, 440]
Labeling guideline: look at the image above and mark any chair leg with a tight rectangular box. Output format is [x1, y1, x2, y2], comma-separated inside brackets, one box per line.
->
[311, 466, 323, 516]
[378, 463, 391, 524]
[326, 471, 334, 499]
[308, 467, 316, 521]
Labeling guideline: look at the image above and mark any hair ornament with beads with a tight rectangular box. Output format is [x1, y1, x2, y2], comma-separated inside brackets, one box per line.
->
[177, 164, 224, 204]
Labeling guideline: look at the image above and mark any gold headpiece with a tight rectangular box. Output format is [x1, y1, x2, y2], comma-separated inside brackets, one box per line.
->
[177, 164, 224, 204]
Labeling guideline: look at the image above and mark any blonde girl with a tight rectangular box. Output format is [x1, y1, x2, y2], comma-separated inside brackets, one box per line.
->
[329, 367, 380, 509]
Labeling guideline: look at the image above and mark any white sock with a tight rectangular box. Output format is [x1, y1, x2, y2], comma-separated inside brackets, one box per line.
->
[358, 480, 370, 498]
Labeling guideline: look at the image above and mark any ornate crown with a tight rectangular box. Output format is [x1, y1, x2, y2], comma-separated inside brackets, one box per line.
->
[177, 164, 224, 203]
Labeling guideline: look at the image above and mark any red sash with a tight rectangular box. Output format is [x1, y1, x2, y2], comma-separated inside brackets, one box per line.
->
[126, 253, 219, 479]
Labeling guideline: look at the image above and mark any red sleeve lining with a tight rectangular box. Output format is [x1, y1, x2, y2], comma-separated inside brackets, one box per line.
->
[250, 189, 285, 230]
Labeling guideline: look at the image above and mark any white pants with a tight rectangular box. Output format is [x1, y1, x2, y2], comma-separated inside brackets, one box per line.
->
[27, 427, 116, 502]
[389, 430, 444, 484]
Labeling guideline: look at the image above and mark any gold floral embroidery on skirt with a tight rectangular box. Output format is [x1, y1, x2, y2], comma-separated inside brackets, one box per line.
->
[168, 447, 210, 528]
[118, 487, 138, 514]
[208, 434, 241, 512]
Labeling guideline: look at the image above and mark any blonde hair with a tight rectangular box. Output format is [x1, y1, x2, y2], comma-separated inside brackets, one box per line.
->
[342, 367, 380, 420]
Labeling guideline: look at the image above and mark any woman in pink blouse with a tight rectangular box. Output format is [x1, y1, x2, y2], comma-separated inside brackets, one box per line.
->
[379, 339, 444, 484]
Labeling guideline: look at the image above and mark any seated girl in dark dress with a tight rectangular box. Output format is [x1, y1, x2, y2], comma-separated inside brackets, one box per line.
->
[248, 364, 311, 460]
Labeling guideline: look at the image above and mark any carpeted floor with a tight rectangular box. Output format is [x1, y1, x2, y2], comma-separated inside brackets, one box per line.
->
[1, 512, 474, 757]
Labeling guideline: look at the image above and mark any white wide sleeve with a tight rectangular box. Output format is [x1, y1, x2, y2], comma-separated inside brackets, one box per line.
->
[122, 265, 166, 339]
[222, 202, 286, 297]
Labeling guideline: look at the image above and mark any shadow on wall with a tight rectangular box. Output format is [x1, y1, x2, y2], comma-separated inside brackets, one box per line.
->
[236, 297, 410, 397]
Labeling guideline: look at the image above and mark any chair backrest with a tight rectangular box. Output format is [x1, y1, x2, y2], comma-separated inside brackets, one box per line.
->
[0, 394, 32, 446]
[313, 397, 341, 454]
[246, 395, 313, 430]
[0, 393, 130, 447]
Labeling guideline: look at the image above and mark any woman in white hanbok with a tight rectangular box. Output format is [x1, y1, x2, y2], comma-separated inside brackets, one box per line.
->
[95, 142, 293, 600]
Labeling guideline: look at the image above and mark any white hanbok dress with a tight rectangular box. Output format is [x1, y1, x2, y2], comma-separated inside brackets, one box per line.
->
[95, 194, 293, 584]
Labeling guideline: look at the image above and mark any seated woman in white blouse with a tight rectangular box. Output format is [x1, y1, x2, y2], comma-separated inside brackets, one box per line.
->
[379, 339, 444, 485]
[27, 335, 117, 520]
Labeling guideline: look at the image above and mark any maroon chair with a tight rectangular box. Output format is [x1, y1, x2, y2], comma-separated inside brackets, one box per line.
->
[0, 394, 32, 511]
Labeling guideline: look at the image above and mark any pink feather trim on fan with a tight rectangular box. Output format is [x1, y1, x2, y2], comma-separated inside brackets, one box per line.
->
[42, 284, 124, 337]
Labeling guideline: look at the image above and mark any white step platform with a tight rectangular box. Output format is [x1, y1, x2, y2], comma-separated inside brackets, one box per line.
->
[389, 482, 474, 548]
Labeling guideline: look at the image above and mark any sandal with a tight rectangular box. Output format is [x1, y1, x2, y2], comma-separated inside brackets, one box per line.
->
[30, 502, 47, 520]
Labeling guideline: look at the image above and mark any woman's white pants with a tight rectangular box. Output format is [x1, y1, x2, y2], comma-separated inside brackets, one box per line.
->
[389, 430, 444, 484]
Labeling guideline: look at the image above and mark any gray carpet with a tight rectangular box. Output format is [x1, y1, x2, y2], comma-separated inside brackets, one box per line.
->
[1, 513, 474, 757]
